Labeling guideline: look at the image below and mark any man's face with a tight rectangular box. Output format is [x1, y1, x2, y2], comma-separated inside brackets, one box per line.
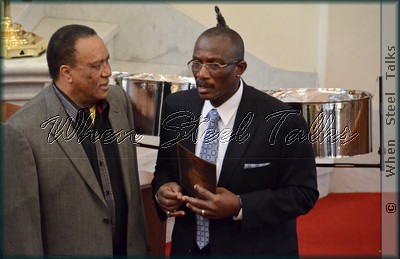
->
[191, 35, 244, 107]
[69, 36, 111, 108]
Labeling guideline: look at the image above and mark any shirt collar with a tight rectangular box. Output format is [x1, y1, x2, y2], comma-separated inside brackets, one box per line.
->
[53, 82, 80, 121]
[202, 79, 243, 126]
[52, 82, 109, 122]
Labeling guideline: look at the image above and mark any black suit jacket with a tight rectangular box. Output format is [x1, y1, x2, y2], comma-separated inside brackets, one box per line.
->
[152, 82, 319, 256]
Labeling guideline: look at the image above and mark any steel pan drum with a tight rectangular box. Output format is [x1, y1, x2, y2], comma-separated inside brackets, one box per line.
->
[113, 72, 196, 136]
[266, 88, 372, 158]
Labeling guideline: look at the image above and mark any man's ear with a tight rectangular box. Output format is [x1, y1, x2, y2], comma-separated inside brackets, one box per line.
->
[59, 65, 73, 83]
[236, 60, 247, 77]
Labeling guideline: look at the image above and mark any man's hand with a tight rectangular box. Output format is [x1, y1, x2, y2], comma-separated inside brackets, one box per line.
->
[182, 185, 241, 219]
[156, 182, 185, 217]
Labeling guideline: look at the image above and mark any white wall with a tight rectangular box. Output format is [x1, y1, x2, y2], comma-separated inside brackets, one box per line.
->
[323, 4, 380, 91]
[171, 4, 320, 73]
[169, 3, 323, 89]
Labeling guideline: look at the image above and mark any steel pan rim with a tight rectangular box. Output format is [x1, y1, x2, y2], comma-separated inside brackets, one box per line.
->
[124, 74, 195, 85]
[266, 87, 372, 104]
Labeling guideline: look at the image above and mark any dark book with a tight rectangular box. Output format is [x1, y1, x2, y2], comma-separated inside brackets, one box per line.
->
[177, 143, 216, 195]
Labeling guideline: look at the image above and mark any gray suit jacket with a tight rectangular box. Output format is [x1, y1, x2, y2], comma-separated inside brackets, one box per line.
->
[2, 85, 148, 256]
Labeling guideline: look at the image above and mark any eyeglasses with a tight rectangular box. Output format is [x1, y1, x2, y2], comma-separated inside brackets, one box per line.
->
[187, 60, 240, 74]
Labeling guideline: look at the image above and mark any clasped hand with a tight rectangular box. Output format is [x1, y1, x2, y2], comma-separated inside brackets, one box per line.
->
[157, 182, 241, 219]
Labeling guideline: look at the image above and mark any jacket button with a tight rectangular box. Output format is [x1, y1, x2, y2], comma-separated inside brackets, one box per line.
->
[103, 218, 110, 224]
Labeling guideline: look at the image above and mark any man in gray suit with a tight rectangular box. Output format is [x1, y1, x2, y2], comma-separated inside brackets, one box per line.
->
[2, 24, 148, 257]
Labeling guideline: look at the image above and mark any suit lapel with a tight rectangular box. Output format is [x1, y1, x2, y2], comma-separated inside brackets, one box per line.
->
[44, 88, 106, 206]
[218, 84, 261, 187]
[180, 96, 204, 153]
[107, 94, 134, 202]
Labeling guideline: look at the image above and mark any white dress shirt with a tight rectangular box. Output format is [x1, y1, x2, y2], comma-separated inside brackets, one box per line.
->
[195, 80, 244, 219]
[195, 80, 243, 181]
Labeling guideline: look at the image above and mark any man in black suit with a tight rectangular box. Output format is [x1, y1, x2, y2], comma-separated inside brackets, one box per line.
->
[151, 25, 319, 256]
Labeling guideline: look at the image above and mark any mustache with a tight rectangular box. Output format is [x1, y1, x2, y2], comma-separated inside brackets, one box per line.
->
[195, 80, 212, 87]
[102, 80, 109, 85]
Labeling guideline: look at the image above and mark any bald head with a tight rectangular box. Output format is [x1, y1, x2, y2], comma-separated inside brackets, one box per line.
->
[196, 27, 245, 61]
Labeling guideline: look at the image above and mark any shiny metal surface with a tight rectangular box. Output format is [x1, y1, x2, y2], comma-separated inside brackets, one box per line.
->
[113, 73, 196, 136]
[266, 88, 372, 158]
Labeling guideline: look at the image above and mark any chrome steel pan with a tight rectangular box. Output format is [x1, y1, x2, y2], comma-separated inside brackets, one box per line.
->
[266, 88, 372, 158]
